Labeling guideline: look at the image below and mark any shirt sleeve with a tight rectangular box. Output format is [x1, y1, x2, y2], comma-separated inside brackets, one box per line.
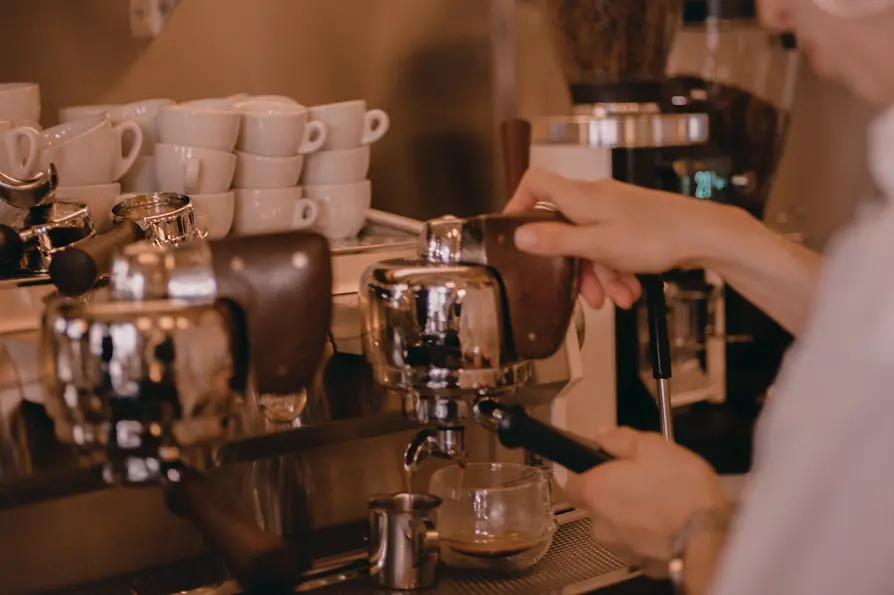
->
[709, 205, 894, 595]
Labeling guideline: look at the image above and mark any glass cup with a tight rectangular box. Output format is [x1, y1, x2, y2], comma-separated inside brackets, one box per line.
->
[429, 463, 556, 572]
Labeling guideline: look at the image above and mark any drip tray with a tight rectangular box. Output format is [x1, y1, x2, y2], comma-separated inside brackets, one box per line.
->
[311, 513, 637, 595]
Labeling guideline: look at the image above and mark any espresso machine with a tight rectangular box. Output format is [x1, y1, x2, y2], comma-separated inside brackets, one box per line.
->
[532, 0, 800, 441]
[40, 231, 334, 594]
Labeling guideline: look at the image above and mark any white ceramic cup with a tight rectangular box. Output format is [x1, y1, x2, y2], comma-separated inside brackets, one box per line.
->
[309, 100, 390, 150]
[303, 180, 371, 240]
[301, 145, 370, 186]
[58, 104, 118, 123]
[54, 183, 122, 233]
[0, 83, 40, 124]
[180, 94, 249, 110]
[158, 104, 241, 153]
[108, 99, 174, 156]
[120, 155, 158, 194]
[233, 187, 318, 236]
[233, 151, 303, 189]
[190, 191, 235, 240]
[245, 95, 300, 106]
[154, 144, 237, 194]
[24, 116, 144, 186]
[234, 100, 327, 157]
[0, 120, 40, 179]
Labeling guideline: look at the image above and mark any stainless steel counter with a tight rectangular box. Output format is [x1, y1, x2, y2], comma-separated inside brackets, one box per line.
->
[68, 510, 638, 595]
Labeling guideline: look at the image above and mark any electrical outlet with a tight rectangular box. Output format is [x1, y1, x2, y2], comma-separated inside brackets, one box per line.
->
[129, 0, 181, 39]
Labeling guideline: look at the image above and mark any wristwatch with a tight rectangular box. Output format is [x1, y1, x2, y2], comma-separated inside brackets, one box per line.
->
[669, 556, 686, 594]
[667, 507, 732, 595]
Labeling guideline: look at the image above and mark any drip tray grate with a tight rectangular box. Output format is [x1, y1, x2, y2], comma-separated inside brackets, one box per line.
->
[313, 515, 636, 594]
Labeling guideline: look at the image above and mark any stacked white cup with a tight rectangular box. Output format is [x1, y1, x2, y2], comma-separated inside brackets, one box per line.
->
[110, 99, 174, 195]
[0, 83, 43, 224]
[58, 104, 118, 124]
[229, 95, 328, 237]
[301, 100, 390, 240]
[12, 98, 145, 232]
[154, 98, 242, 240]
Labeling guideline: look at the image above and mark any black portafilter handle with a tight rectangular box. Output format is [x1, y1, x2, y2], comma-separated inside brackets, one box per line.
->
[49, 220, 145, 296]
[476, 400, 615, 474]
[0, 224, 24, 271]
[638, 274, 672, 380]
[164, 466, 311, 595]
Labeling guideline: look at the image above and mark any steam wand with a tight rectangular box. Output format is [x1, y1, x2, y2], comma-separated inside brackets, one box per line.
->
[639, 274, 675, 441]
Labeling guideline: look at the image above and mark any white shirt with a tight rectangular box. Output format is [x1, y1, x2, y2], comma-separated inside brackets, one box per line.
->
[710, 105, 894, 595]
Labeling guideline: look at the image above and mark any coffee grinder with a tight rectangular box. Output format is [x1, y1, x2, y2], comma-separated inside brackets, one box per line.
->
[533, 0, 799, 438]
[665, 1, 800, 410]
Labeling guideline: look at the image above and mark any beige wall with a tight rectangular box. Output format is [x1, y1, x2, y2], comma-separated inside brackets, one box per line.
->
[0, 0, 498, 221]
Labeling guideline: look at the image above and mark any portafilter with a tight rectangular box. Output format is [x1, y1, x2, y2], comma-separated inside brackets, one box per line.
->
[0, 164, 96, 274]
[0, 201, 96, 274]
[48, 192, 204, 296]
[41, 231, 333, 595]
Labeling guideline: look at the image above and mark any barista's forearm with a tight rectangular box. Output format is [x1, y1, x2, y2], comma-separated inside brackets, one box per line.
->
[697, 205, 822, 337]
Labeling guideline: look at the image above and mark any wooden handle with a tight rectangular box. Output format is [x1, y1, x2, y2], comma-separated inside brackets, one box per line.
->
[499, 119, 532, 199]
[463, 211, 580, 360]
[49, 221, 145, 296]
[164, 469, 310, 595]
[210, 232, 332, 395]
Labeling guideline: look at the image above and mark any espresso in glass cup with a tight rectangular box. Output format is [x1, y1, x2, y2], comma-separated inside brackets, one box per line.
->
[429, 463, 557, 572]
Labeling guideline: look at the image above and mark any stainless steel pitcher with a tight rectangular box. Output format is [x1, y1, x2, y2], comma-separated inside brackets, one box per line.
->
[368, 493, 442, 591]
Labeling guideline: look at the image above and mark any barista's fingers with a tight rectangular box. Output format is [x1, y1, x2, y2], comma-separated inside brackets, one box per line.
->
[621, 274, 643, 302]
[505, 168, 574, 213]
[592, 263, 637, 310]
[591, 426, 647, 460]
[514, 222, 623, 263]
[579, 264, 606, 309]
[506, 168, 618, 222]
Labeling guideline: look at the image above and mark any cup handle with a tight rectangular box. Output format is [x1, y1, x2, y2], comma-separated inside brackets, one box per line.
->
[4, 126, 40, 179]
[362, 109, 390, 145]
[291, 198, 319, 230]
[184, 157, 201, 194]
[298, 121, 327, 155]
[112, 120, 145, 181]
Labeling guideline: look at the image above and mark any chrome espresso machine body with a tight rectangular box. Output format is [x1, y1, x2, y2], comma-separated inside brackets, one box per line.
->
[0, 210, 619, 594]
[361, 209, 580, 466]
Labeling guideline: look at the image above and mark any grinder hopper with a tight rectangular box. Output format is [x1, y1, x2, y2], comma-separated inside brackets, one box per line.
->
[541, 0, 684, 102]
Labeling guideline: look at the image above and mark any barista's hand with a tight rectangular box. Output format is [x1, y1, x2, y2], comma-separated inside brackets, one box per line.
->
[505, 168, 729, 309]
[565, 427, 730, 579]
